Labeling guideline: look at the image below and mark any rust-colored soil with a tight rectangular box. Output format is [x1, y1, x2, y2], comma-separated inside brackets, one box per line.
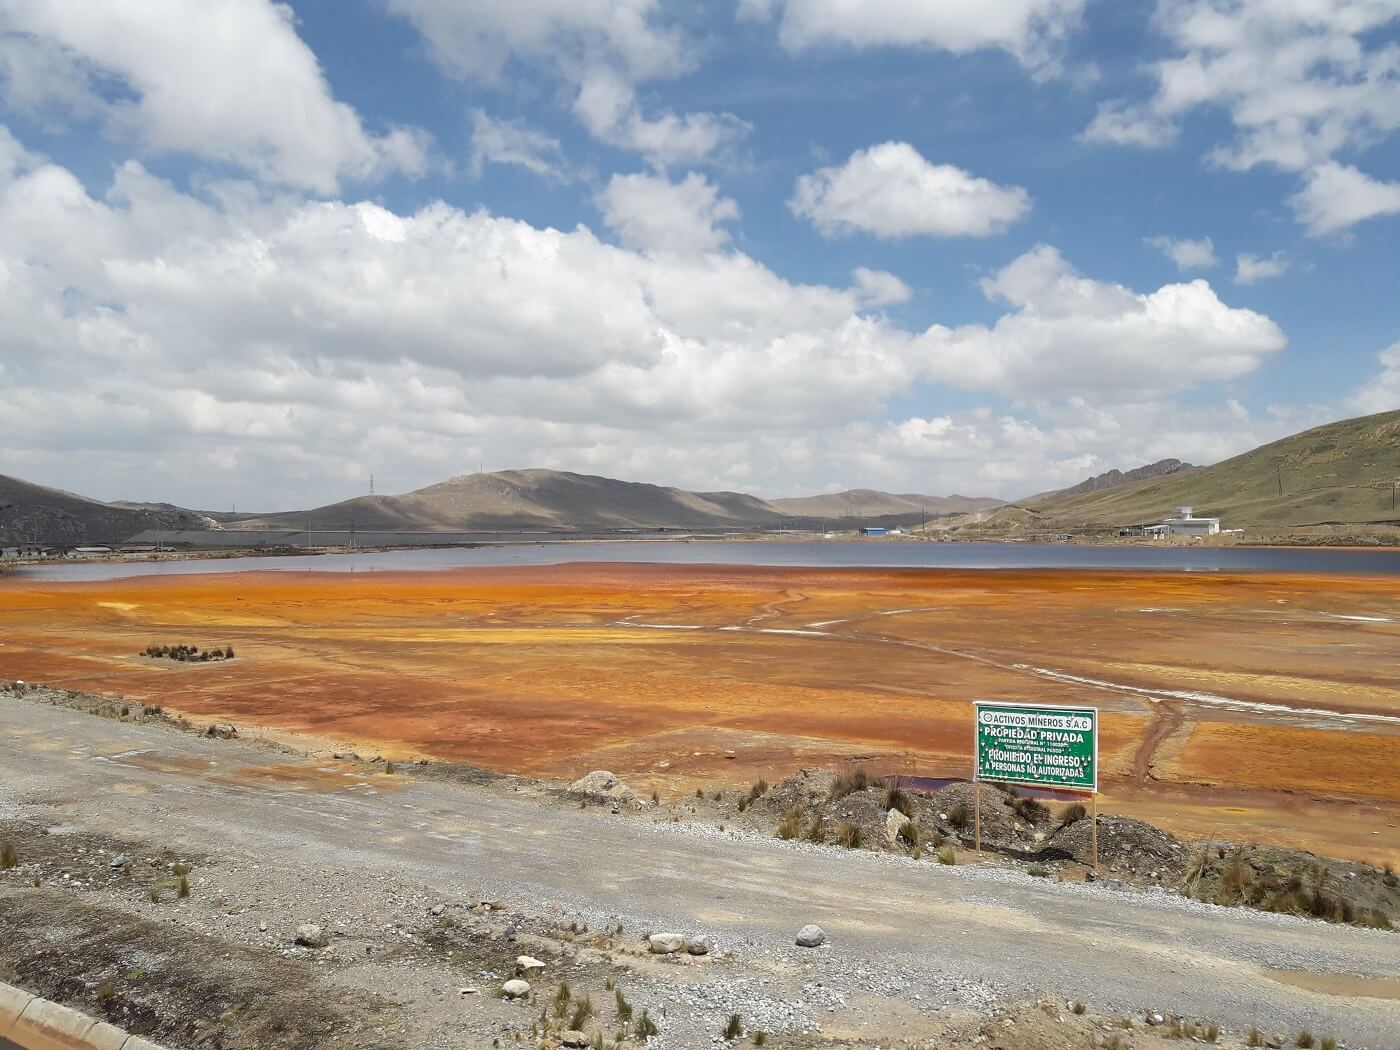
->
[1, 562, 1397, 863]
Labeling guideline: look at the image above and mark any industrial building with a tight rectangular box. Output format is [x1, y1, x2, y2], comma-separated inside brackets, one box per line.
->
[1161, 507, 1221, 537]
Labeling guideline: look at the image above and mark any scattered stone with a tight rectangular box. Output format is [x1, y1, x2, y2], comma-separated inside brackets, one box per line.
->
[207, 723, 238, 739]
[458, 987, 477, 996]
[796, 924, 826, 947]
[567, 770, 637, 806]
[1145, 1012, 1164, 1026]
[430, 903, 446, 916]
[686, 934, 713, 956]
[501, 979, 531, 999]
[561, 1032, 589, 1048]
[294, 924, 328, 948]
[885, 808, 909, 846]
[109, 855, 128, 869]
[649, 932, 686, 954]
[516, 955, 546, 976]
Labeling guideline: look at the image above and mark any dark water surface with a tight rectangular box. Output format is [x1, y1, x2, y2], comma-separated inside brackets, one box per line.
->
[12, 539, 1400, 582]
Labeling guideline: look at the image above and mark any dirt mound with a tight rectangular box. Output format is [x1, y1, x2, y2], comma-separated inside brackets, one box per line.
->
[1180, 843, 1397, 927]
[565, 770, 637, 807]
[1049, 815, 1187, 877]
[921, 783, 1055, 855]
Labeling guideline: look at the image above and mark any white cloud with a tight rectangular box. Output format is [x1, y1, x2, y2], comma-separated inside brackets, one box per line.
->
[852, 267, 913, 306]
[1234, 251, 1291, 284]
[1350, 342, 1400, 416]
[917, 245, 1286, 397]
[1146, 235, 1219, 270]
[739, 0, 1089, 75]
[0, 0, 428, 193]
[469, 110, 564, 179]
[385, 0, 689, 84]
[1291, 161, 1400, 236]
[0, 125, 1294, 508]
[596, 171, 739, 253]
[790, 142, 1030, 239]
[1086, 1, 1400, 173]
[573, 69, 749, 167]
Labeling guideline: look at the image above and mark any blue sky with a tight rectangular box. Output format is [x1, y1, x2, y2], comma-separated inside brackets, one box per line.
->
[0, 1, 1397, 510]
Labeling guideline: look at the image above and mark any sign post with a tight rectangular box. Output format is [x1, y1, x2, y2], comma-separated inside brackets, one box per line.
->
[973, 701, 1099, 870]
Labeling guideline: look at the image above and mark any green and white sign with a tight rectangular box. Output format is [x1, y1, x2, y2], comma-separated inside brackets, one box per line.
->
[974, 701, 1098, 792]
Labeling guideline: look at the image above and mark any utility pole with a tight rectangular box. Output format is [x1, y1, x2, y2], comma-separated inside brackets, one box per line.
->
[1276, 465, 1283, 498]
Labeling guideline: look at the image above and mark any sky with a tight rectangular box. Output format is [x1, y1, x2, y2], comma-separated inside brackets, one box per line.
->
[0, 1, 1398, 511]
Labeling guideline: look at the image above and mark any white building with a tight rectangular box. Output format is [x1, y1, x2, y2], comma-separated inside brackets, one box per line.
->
[1162, 506, 1220, 537]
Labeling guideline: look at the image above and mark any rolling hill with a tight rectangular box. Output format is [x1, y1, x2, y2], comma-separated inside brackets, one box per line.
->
[768, 489, 1003, 519]
[1024, 459, 1195, 504]
[0, 475, 215, 545]
[1011, 409, 1400, 529]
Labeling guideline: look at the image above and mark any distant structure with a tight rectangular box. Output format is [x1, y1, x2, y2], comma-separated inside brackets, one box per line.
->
[859, 526, 887, 537]
[1161, 506, 1221, 537]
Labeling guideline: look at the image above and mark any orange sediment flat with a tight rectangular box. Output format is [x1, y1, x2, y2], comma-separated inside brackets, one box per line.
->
[0, 562, 1397, 863]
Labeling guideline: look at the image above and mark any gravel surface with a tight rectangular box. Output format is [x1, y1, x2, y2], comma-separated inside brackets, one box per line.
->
[2, 692, 1398, 1049]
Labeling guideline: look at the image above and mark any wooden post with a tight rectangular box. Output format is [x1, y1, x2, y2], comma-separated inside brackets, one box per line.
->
[974, 783, 982, 855]
[1090, 792, 1099, 873]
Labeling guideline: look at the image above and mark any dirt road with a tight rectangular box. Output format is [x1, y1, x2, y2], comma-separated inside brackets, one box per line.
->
[3, 698, 1399, 1048]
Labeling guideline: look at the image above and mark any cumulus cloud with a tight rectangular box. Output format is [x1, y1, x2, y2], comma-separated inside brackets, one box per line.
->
[574, 69, 750, 167]
[596, 171, 739, 253]
[1234, 251, 1290, 285]
[0, 125, 1292, 508]
[1291, 161, 1400, 236]
[738, 0, 1089, 75]
[1146, 235, 1218, 270]
[0, 0, 428, 193]
[1351, 343, 1400, 416]
[916, 245, 1286, 397]
[1085, 1, 1400, 173]
[790, 142, 1030, 239]
[469, 110, 565, 179]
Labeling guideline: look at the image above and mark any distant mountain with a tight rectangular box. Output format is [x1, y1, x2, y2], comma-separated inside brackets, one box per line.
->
[0, 475, 216, 545]
[1007, 409, 1400, 529]
[233, 471, 1001, 532]
[235, 469, 786, 531]
[1025, 459, 1195, 505]
[769, 489, 1003, 519]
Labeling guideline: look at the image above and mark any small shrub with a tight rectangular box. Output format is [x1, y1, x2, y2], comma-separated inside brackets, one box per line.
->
[614, 988, 632, 1021]
[737, 797, 748, 813]
[1072, 1001, 1086, 1015]
[776, 806, 803, 840]
[711, 791, 722, 802]
[748, 779, 768, 800]
[723, 1014, 743, 1040]
[1205, 1024, 1219, 1042]
[1028, 864, 1050, 878]
[695, 788, 704, 798]
[1297, 1031, 1314, 1048]
[569, 995, 594, 1030]
[1248, 1027, 1264, 1047]
[0, 842, 16, 869]
[829, 767, 871, 799]
[805, 813, 825, 843]
[753, 1033, 767, 1047]
[1104, 1036, 1124, 1050]
[554, 982, 572, 1018]
[148, 887, 161, 903]
[835, 821, 862, 849]
[883, 782, 914, 817]
[636, 1009, 659, 1038]
[384, 761, 396, 775]
[947, 803, 970, 831]
[1012, 795, 1050, 824]
[172, 862, 189, 876]
[937, 845, 956, 865]
[650, 790, 659, 804]
[177, 875, 189, 898]
[1320, 1037, 1337, 1050]
[896, 819, 919, 849]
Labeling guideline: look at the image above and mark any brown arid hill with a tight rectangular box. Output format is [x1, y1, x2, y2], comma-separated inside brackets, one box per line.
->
[235, 469, 787, 531]
[768, 487, 1003, 519]
[1023, 458, 1195, 504]
[234, 470, 1004, 532]
[974, 408, 1400, 531]
[0, 475, 215, 545]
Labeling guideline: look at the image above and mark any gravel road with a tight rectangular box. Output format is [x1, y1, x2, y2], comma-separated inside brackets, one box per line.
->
[3, 698, 1399, 1048]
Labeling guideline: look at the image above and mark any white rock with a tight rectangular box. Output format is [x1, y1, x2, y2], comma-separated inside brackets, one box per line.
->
[796, 924, 826, 947]
[568, 770, 636, 805]
[516, 955, 546, 975]
[648, 932, 686, 954]
[886, 808, 910, 846]
[686, 934, 713, 956]
[561, 1032, 589, 1048]
[294, 924, 328, 948]
[502, 979, 531, 999]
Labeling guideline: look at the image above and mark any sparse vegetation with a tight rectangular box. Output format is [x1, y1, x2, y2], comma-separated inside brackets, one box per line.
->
[177, 875, 190, 898]
[776, 806, 803, 841]
[0, 841, 16, 869]
[1320, 1037, 1337, 1050]
[141, 643, 234, 663]
[1061, 802, 1088, 824]
[723, 1014, 743, 1040]
[1072, 1001, 1086, 1015]
[747, 778, 768, 801]
[1248, 1027, 1264, 1047]
[1206, 1024, 1219, 1042]
[896, 818, 919, 849]
[883, 781, 914, 817]
[804, 813, 825, 843]
[835, 821, 862, 849]
[752, 1033, 767, 1047]
[614, 988, 632, 1022]
[1028, 864, 1050, 878]
[1011, 795, 1050, 823]
[635, 1009, 659, 1039]
[829, 767, 871, 799]
[1296, 1031, 1314, 1048]
[569, 994, 594, 1030]
[384, 760, 396, 774]
[937, 845, 956, 865]
[947, 802, 971, 831]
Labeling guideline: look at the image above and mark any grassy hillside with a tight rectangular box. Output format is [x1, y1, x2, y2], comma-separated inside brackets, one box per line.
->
[0, 476, 213, 544]
[1025, 409, 1400, 529]
[769, 489, 1003, 519]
